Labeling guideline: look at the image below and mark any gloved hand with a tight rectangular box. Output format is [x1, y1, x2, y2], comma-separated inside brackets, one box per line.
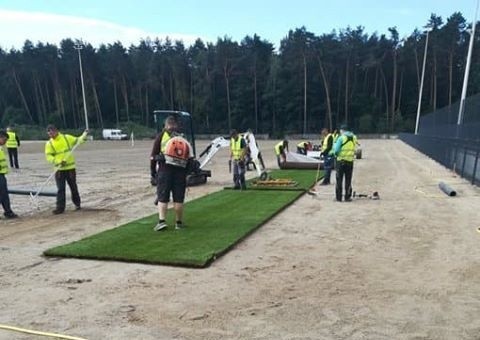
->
[238, 160, 245, 168]
[154, 154, 165, 163]
[82, 130, 89, 140]
[150, 176, 157, 186]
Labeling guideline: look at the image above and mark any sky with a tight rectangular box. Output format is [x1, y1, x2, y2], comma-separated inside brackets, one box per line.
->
[0, 0, 477, 50]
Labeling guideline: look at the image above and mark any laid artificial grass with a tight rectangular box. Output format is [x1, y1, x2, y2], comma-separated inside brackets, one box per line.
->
[225, 169, 323, 191]
[44, 189, 303, 268]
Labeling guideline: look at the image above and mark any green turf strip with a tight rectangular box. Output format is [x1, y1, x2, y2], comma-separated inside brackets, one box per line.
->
[44, 190, 303, 268]
[225, 169, 323, 191]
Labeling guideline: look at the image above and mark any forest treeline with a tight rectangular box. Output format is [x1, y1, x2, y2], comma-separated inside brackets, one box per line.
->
[0, 12, 476, 135]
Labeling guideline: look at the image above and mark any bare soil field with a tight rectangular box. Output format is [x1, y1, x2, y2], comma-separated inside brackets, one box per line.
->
[1, 138, 480, 340]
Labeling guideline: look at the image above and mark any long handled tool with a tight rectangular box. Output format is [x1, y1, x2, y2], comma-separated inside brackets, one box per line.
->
[29, 138, 84, 210]
[314, 156, 322, 185]
[307, 156, 324, 197]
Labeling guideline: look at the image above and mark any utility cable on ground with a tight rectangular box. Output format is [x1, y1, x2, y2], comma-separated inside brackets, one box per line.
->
[0, 324, 87, 340]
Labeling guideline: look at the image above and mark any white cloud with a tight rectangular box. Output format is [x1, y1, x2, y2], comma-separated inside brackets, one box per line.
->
[0, 9, 205, 50]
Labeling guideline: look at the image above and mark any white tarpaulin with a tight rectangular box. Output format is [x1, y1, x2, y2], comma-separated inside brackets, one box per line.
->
[281, 152, 323, 169]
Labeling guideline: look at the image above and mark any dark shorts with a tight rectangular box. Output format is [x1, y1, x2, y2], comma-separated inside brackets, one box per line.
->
[156, 165, 187, 203]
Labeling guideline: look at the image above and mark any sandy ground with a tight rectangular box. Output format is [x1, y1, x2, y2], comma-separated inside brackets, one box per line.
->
[1, 138, 480, 340]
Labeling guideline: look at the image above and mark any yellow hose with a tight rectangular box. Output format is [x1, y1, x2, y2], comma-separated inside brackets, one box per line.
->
[0, 324, 87, 340]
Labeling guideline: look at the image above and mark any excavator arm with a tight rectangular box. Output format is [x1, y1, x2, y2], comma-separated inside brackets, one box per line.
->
[198, 136, 231, 169]
[197, 133, 267, 180]
[243, 132, 267, 179]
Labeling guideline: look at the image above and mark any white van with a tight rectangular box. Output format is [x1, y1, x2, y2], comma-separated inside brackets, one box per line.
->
[102, 129, 128, 140]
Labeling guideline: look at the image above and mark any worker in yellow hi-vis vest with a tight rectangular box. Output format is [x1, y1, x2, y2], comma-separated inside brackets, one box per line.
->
[333, 124, 358, 202]
[274, 140, 289, 168]
[6, 126, 20, 169]
[0, 130, 18, 219]
[320, 128, 334, 185]
[150, 116, 192, 232]
[230, 129, 247, 190]
[45, 124, 88, 215]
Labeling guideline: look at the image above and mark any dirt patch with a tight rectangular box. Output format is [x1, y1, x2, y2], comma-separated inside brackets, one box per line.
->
[1, 139, 480, 339]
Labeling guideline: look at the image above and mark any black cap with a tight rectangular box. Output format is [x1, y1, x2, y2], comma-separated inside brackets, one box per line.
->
[46, 124, 57, 131]
[0, 130, 8, 139]
[230, 129, 238, 137]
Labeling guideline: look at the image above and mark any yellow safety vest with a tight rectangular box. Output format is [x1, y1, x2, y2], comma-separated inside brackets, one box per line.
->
[6, 131, 18, 148]
[321, 133, 333, 154]
[0, 148, 8, 174]
[230, 137, 244, 160]
[274, 141, 283, 156]
[297, 141, 308, 148]
[45, 132, 86, 170]
[160, 131, 172, 153]
[337, 135, 357, 162]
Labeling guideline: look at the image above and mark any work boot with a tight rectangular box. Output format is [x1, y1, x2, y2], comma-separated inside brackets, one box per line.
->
[154, 220, 167, 231]
[52, 208, 65, 215]
[4, 211, 18, 219]
[75, 205, 81, 211]
[175, 221, 186, 230]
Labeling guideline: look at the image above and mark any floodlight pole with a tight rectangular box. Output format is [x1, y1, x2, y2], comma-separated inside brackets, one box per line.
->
[74, 43, 89, 130]
[457, 0, 480, 129]
[415, 30, 430, 135]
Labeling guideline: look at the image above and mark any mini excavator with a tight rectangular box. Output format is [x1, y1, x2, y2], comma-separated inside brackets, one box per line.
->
[152, 110, 267, 186]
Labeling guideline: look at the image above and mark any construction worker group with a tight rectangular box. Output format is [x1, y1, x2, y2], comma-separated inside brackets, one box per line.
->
[0, 119, 358, 227]
[275, 124, 359, 202]
[148, 118, 360, 233]
[226, 123, 359, 202]
[0, 124, 88, 219]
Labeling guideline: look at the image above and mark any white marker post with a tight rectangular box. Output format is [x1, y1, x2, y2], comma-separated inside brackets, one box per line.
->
[74, 43, 89, 131]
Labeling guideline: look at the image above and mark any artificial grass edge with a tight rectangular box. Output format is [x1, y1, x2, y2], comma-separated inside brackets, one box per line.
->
[44, 191, 305, 268]
[44, 245, 207, 268]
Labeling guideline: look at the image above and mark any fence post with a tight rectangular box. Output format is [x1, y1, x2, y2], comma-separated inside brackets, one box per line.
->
[452, 142, 458, 173]
[461, 146, 467, 177]
[472, 149, 480, 185]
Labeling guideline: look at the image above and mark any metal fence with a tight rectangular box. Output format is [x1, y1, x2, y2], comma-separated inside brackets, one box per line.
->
[417, 93, 480, 140]
[400, 94, 480, 186]
[400, 134, 480, 186]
